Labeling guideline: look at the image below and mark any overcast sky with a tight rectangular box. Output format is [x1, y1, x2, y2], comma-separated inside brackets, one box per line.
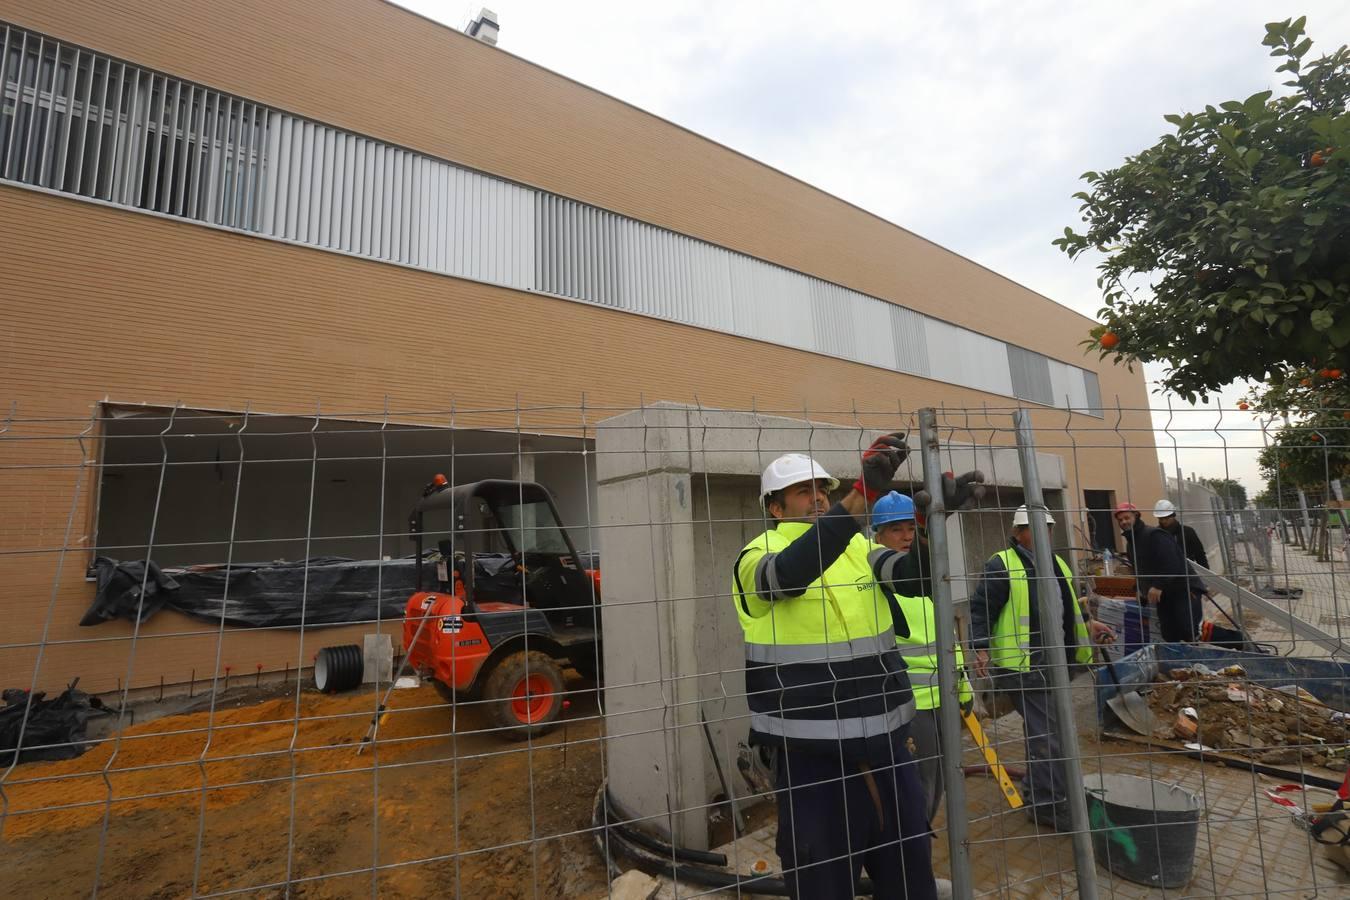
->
[398, 1, 1350, 498]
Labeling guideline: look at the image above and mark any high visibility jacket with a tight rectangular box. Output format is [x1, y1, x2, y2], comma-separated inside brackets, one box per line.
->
[891, 592, 973, 711]
[733, 522, 915, 758]
[988, 548, 1093, 672]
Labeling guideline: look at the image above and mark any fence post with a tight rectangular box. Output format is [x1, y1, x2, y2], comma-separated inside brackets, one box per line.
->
[1012, 409, 1100, 900]
[918, 408, 973, 900]
[1298, 490, 1312, 551]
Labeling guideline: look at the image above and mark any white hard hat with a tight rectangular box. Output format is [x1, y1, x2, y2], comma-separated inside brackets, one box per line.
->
[1154, 499, 1177, 518]
[760, 453, 838, 508]
[1012, 505, 1055, 526]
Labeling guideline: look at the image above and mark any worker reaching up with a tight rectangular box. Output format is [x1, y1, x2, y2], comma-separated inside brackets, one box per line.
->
[868, 491, 973, 828]
[733, 437, 938, 900]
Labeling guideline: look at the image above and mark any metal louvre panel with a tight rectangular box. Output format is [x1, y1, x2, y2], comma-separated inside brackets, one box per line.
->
[1008, 344, 1053, 406]
[1083, 370, 1104, 415]
[1047, 357, 1074, 410]
[923, 318, 965, 387]
[1066, 364, 1091, 413]
[890, 303, 930, 377]
[852, 295, 894, 370]
[961, 329, 1013, 396]
[0, 19, 1105, 417]
[809, 279, 857, 361]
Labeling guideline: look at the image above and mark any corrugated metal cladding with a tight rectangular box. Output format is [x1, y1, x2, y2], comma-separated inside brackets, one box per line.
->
[0, 21, 1102, 416]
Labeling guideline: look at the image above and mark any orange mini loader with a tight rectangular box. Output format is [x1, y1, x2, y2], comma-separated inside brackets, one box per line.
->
[402, 477, 600, 739]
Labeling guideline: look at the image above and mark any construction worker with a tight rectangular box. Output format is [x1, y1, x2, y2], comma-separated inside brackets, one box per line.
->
[1153, 499, 1209, 569]
[868, 491, 973, 827]
[733, 438, 938, 900]
[969, 505, 1115, 830]
[1116, 502, 1198, 642]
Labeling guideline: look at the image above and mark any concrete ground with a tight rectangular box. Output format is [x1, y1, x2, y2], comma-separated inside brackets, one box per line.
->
[645, 669, 1350, 898]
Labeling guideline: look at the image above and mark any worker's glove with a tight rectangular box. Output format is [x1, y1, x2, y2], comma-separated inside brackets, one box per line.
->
[913, 470, 987, 520]
[959, 697, 975, 717]
[852, 432, 908, 502]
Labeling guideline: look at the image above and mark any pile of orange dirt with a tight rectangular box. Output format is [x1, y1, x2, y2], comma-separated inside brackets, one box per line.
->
[3, 685, 481, 839]
[0, 682, 610, 899]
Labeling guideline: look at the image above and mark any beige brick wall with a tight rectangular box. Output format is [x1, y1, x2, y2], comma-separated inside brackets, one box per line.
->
[1, 189, 1161, 693]
[0, 0, 1162, 693]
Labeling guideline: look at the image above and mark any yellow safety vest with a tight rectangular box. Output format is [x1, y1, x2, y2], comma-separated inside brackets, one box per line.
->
[890, 592, 973, 711]
[988, 548, 1093, 672]
[733, 522, 916, 755]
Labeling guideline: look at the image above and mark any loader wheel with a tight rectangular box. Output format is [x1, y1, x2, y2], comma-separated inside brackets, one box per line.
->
[484, 651, 564, 740]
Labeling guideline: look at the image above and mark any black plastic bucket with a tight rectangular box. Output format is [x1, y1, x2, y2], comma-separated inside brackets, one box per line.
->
[1083, 773, 1201, 888]
[314, 644, 364, 693]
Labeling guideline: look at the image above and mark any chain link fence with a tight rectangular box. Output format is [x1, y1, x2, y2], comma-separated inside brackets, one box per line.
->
[1, 400, 1347, 898]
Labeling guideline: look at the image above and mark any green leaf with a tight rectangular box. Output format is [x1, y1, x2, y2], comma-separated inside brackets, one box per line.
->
[1305, 210, 1328, 227]
[1221, 100, 1245, 113]
[1311, 308, 1335, 331]
[1243, 147, 1262, 167]
[1164, 113, 1184, 126]
[1279, 319, 1295, 336]
[1314, 279, 1334, 296]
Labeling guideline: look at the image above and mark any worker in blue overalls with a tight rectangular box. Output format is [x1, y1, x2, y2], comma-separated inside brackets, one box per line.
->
[733, 436, 938, 900]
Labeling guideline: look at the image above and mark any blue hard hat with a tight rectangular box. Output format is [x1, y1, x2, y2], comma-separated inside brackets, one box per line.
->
[871, 491, 916, 530]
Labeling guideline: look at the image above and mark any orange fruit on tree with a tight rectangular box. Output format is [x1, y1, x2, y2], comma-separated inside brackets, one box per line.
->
[1238, 402, 1250, 410]
[1330, 368, 1344, 378]
[1302, 378, 1314, 387]
[1099, 331, 1119, 350]
[1311, 434, 1322, 442]
[1311, 151, 1326, 167]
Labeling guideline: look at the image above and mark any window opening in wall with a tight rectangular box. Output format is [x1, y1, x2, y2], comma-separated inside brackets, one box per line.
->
[1084, 489, 1118, 551]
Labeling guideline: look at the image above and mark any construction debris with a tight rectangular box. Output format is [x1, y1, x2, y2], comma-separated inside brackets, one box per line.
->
[1147, 667, 1350, 771]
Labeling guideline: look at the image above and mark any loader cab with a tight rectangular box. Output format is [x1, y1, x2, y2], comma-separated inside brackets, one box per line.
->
[409, 478, 599, 633]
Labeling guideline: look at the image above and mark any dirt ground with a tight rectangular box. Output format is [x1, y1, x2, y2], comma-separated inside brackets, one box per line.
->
[0, 679, 611, 898]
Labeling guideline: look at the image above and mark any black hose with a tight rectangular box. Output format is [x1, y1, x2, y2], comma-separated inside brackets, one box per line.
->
[589, 781, 882, 896]
[603, 786, 727, 866]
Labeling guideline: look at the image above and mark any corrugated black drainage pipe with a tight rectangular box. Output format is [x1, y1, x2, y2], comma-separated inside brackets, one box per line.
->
[314, 645, 364, 693]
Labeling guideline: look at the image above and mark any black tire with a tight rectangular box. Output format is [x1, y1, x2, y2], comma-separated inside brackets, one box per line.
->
[482, 650, 565, 740]
[314, 645, 363, 693]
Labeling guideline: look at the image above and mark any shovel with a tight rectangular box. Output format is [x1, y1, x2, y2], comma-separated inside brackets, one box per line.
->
[1096, 646, 1161, 735]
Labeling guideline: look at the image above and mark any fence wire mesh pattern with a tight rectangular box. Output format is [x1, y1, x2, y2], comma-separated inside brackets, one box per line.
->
[1, 400, 1348, 898]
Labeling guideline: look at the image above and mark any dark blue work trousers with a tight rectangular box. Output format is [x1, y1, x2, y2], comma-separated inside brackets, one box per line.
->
[774, 733, 937, 900]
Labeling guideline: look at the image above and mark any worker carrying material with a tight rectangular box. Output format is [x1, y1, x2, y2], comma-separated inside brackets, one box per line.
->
[1116, 502, 1199, 641]
[732, 438, 938, 900]
[970, 505, 1115, 831]
[868, 491, 973, 827]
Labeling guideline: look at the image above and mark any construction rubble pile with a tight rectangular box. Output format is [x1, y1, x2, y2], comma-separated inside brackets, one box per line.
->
[1146, 664, 1349, 771]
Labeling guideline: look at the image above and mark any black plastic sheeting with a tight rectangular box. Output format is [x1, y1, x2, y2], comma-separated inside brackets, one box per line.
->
[1, 680, 102, 765]
[83, 551, 600, 630]
[83, 556, 417, 629]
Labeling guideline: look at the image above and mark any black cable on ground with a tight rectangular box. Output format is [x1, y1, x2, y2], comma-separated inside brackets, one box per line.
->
[590, 781, 888, 896]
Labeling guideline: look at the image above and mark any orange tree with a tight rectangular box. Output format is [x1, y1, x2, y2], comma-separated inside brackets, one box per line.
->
[1253, 366, 1350, 488]
[1054, 17, 1350, 402]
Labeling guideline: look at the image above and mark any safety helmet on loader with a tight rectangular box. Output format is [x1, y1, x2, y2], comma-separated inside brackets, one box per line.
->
[1153, 499, 1177, 519]
[760, 454, 838, 509]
